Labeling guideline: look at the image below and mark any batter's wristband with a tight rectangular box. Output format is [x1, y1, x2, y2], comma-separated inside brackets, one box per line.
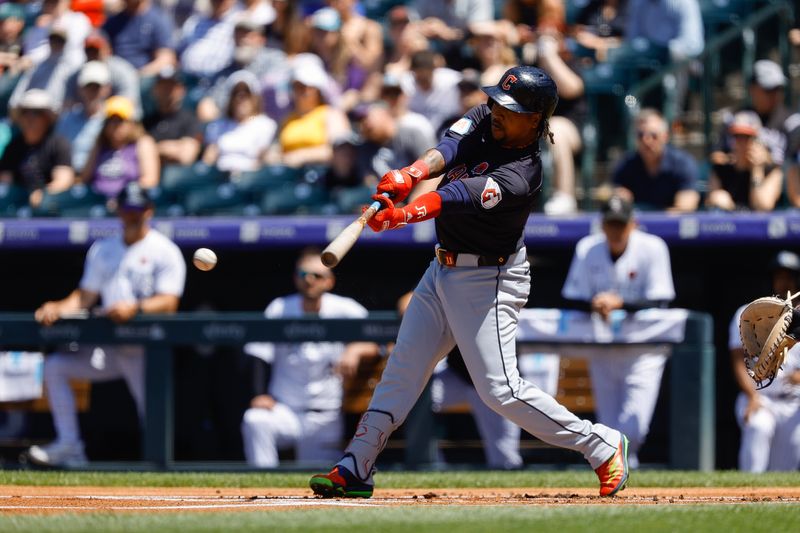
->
[407, 160, 430, 183]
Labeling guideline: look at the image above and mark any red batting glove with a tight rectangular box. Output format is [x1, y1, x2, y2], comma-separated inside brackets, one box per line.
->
[376, 159, 430, 202]
[366, 195, 408, 232]
[366, 192, 443, 233]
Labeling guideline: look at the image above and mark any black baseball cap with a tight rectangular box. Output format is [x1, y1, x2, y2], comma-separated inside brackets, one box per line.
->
[117, 182, 154, 210]
[770, 250, 800, 274]
[601, 195, 633, 223]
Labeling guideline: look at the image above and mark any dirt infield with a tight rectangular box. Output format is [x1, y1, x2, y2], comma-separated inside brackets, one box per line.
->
[1, 486, 799, 514]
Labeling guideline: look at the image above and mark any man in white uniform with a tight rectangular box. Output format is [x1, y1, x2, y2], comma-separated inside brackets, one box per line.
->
[561, 196, 675, 468]
[729, 250, 800, 472]
[241, 248, 372, 467]
[27, 183, 186, 467]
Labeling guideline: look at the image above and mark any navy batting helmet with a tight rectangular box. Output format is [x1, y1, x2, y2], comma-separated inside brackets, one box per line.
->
[482, 66, 558, 117]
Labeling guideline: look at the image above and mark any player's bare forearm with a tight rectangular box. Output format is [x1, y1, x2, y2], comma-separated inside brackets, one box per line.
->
[419, 148, 446, 177]
[139, 294, 180, 314]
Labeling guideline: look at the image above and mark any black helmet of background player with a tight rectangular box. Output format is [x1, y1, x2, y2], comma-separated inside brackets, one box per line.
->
[482, 66, 558, 136]
[769, 250, 800, 294]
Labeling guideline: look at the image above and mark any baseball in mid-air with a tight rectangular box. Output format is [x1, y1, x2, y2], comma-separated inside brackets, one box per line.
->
[193, 248, 217, 271]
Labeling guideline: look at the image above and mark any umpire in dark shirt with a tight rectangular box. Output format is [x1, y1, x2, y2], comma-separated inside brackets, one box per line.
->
[142, 67, 202, 166]
[613, 108, 699, 212]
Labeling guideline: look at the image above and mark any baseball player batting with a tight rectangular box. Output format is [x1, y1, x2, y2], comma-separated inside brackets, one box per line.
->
[310, 66, 630, 498]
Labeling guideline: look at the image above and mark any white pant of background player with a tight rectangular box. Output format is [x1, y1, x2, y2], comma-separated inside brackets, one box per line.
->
[40, 345, 145, 464]
[344, 249, 622, 477]
[241, 405, 342, 467]
[735, 393, 800, 472]
[586, 345, 668, 469]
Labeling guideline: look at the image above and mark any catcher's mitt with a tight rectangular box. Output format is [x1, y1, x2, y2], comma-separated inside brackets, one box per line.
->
[739, 291, 799, 389]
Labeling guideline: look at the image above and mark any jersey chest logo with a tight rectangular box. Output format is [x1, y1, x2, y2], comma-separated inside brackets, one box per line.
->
[481, 178, 502, 209]
[446, 164, 467, 182]
[472, 162, 489, 175]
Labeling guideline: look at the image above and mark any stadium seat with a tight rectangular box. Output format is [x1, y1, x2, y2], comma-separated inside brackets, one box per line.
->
[332, 186, 374, 214]
[160, 163, 227, 198]
[183, 182, 260, 216]
[260, 182, 331, 215]
[33, 185, 109, 218]
[233, 165, 301, 200]
[0, 183, 28, 216]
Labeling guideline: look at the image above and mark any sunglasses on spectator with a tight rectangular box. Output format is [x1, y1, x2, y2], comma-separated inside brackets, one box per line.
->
[733, 133, 755, 140]
[636, 130, 661, 140]
[296, 269, 328, 280]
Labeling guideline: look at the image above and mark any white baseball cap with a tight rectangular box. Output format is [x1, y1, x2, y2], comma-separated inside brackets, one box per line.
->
[292, 64, 328, 92]
[16, 89, 55, 112]
[752, 60, 787, 90]
[78, 61, 111, 87]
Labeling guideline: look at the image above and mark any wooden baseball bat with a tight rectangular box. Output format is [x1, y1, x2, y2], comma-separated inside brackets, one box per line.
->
[321, 193, 388, 268]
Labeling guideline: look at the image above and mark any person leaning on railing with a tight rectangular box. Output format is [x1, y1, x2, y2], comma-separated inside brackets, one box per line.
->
[25, 183, 185, 468]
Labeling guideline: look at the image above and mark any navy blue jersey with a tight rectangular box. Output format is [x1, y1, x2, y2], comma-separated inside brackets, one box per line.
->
[434, 104, 543, 256]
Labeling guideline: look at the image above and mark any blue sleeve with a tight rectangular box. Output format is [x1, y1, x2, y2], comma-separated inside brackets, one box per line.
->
[153, 9, 176, 50]
[676, 151, 698, 190]
[436, 179, 477, 214]
[435, 137, 459, 167]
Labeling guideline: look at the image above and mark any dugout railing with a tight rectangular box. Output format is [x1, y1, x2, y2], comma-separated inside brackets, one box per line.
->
[0, 311, 715, 471]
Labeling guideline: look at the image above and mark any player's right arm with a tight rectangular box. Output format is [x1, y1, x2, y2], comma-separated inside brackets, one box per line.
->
[35, 289, 100, 326]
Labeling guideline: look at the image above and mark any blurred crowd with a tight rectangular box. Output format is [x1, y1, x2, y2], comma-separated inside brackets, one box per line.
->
[0, 0, 798, 217]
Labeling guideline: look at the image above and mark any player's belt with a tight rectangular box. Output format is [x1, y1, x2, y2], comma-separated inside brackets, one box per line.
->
[435, 247, 511, 267]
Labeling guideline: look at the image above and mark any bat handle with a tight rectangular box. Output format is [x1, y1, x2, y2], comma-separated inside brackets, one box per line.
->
[360, 192, 391, 223]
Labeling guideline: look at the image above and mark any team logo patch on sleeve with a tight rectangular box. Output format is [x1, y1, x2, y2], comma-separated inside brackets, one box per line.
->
[449, 118, 472, 135]
[480, 178, 502, 209]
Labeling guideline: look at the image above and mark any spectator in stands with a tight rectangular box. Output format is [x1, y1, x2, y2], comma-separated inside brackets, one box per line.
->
[202, 70, 277, 174]
[625, 0, 704, 60]
[533, 30, 587, 216]
[103, 0, 176, 76]
[241, 247, 373, 468]
[561, 195, 675, 468]
[236, 0, 276, 28]
[26, 183, 185, 468]
[503, 0, 566, 38]
[306, 7, 365, 110]
[329, 0, 383, 73]
[64, 31, 142, 118]
[612, 108, 699, 212]
[9, 23, 82, 112]
[402, 50, 462, 133]
[266, 0, 309, 54]
[143, 67, 202, 167]
[411, 0, 493, 65]
[0, 89, 74, 208]
[383, 6, 428, 76]
[356, 103, 437, 186]
[178, 0, 240, 82]
[571, 0, 628, 63]
[81, 95, 159, 200]
[56, 61, 111, 173]
[378, 73, 437, 140]
[22, 0, 91, 68]
[467, 21, 517, 87]
[729, 251, 800, 472]
[707, 111, 782, 212]
[196, 18, 287, 123]
[435, 69, 486, 138]
[0, 2, 26, 76]
[717, 60, 800, 170]
[323, 131, 363, 195]
[272, 62, 349, 167]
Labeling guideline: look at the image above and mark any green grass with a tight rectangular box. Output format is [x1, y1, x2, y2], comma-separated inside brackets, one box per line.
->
[0, 470, 799, 488]
[1, 505, 799, 533]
